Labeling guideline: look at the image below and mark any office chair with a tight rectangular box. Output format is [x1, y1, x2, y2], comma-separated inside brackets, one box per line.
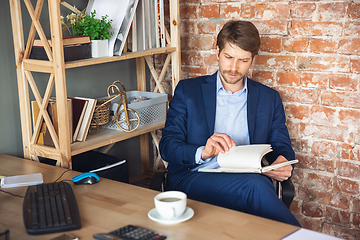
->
[150, 171, 295, 209]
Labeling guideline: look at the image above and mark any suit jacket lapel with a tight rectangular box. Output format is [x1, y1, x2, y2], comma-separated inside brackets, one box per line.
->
[202, 73, 217, 135]
[247, 79, 259, 143]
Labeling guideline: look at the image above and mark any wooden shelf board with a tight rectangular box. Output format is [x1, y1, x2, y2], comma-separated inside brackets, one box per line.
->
[29, 121, 164, 161]
[70, 121, 165, 156]
[65, 47, 177, 69]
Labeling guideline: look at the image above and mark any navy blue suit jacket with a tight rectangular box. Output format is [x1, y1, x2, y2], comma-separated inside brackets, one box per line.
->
[159, 72, 295, 175]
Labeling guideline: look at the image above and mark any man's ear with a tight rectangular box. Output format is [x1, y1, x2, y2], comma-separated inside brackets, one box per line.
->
[251, 55, 256, 64]
[216, 46, 220, 60]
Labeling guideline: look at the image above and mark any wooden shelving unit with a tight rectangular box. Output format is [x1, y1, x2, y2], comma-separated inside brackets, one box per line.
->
[9, 0, 180, 172]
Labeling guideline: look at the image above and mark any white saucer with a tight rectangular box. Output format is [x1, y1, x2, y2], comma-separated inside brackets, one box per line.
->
[148, 207, 194, 224]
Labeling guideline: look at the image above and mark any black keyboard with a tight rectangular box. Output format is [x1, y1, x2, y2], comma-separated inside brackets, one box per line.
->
[23, 182, 81, 235]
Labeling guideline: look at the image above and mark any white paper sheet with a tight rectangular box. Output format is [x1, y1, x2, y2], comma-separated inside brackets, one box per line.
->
[217, 144, 272, 169]
[114, 0, 139, 55]
[1, 173, 43, 188]
[282, 229, 344, 240]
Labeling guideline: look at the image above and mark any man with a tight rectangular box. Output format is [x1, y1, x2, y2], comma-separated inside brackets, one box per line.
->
[159, 20, 300, 226]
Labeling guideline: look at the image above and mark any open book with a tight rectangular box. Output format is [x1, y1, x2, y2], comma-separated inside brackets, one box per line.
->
[198, 144, 298, 173]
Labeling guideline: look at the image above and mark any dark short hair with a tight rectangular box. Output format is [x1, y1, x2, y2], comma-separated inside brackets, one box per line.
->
[217, 20, 261, 58]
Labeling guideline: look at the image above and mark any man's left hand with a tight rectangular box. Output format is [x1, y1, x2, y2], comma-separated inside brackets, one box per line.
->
[263, 155, 292, 182]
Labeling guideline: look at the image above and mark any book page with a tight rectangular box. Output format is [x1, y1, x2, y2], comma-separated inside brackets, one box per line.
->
[198, 160, 298, 174]
[217, 144, 272, 169]
[261, 160, 299, 173]
[198, 168, 261, 173]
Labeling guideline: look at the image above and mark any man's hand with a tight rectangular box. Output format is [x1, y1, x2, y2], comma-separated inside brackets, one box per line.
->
[263, 155, 292, 182]
[201, 133, 236, 160]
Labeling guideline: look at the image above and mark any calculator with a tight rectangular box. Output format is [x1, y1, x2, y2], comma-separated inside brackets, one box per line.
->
[93, 224, 166, 240]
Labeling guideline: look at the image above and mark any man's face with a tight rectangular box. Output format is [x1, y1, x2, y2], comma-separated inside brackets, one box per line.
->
[216, 42, 254, 91]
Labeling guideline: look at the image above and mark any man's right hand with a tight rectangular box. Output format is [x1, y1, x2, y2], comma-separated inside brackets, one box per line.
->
[201, 132, 236, 160]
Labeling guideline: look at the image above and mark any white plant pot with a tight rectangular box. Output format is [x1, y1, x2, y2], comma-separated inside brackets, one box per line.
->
[91, 39, 108, 58]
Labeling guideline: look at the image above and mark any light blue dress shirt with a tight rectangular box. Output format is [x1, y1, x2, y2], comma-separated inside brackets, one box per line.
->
[192, 72, 250, 171]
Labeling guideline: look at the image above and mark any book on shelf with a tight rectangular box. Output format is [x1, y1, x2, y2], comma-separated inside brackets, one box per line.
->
[130, 0, 163, 52]
[134, 0, 146, 51]
[131, 17, 137, 52]
[32, 35, 91, 47]
[158, 0, 165, 47]
[198, 144, 298, 173]
[74, 97, 97, 142]
[48, 98, 73, 146]
[152, 0, 160, 48]
[31, 98, 73, 147]
[69, 98, 88, 142]
[31, 101, 48, 145]
[144, 0, 153, 50]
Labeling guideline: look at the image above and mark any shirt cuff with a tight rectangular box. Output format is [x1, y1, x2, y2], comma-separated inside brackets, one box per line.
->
[195, 146, 206, 164]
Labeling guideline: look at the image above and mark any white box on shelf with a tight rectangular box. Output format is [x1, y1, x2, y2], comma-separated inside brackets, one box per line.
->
[103, 91, 167, 131]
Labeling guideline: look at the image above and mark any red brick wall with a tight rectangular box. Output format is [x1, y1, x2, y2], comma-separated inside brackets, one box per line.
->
[156, 1, 360, 239]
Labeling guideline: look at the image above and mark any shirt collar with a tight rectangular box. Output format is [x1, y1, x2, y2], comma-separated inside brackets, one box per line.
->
[216, 71, 248, 95]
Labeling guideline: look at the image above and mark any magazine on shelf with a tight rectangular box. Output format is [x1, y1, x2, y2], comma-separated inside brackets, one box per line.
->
[151, 0, 160, 48]
[134, 0, 146, 51]
[131, 0, 162, 51]
[158, 0, 165, 47]
[113, 0, 139, 55]
[131, 12, 138, 52]
[144, 0, 152, 50]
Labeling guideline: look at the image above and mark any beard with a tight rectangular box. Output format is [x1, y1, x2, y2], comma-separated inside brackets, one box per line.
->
[219, 69, 245, 85]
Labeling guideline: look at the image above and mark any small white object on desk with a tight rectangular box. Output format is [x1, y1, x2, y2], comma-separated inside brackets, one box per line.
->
[148, 207, 194, 224]
[0, 173, 43, 188]
[282, 228, 344, 240]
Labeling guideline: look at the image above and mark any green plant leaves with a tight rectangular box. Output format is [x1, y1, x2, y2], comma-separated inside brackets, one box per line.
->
[62, 10, 113, 40]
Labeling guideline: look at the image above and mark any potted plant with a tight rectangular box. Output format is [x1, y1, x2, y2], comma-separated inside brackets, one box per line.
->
[62, 10, 113, 58]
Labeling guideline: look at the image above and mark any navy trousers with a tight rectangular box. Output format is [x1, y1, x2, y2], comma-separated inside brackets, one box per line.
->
[167, 170, 301, 227]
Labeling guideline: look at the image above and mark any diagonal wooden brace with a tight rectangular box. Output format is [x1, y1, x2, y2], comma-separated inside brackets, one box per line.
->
[23, 0, 53, 62]
[23, 0, 44, 59]
[26, 72, 59, 149]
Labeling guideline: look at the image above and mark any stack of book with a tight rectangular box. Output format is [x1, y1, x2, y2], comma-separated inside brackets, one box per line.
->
[31, 97, 97, 146]
[131, 0, 166, 52]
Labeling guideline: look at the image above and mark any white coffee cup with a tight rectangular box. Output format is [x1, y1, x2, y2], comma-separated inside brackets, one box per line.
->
[154, 191, 187, 219]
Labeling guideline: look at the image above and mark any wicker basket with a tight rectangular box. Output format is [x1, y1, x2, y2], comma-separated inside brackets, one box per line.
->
[89, 99, 111, 135]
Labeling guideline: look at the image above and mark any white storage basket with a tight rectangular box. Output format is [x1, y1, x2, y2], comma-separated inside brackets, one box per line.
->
[103, 91, 167, 131]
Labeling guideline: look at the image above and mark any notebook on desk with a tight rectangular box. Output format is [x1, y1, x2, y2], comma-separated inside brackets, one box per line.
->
[0, 173, 43, 188]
